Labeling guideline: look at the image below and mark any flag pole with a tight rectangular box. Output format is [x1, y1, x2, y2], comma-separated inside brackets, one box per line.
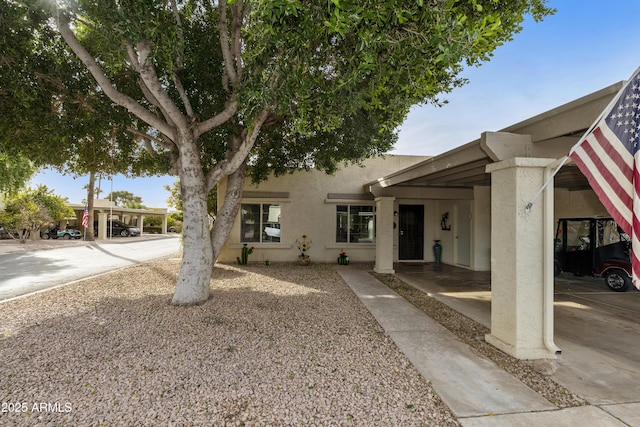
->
[524, 156, 570, 213]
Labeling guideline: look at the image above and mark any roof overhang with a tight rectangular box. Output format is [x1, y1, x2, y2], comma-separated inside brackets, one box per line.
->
[68, 203, 168, 216]
[367, 81, 624, 197]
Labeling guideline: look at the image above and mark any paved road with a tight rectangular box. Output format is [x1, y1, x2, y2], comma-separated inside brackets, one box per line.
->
[0, 235, 181, 301]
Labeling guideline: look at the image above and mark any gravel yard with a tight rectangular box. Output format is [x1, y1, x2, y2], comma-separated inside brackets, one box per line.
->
[0, 258, 459, 426]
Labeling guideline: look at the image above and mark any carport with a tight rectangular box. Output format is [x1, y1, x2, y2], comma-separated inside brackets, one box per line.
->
[67, 200, 169, 239]
[393, 262, 640, 406]
[367, 82, 623, 360]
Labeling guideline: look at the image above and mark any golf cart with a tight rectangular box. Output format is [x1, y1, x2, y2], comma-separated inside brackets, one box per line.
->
[554, 217, 632, 292]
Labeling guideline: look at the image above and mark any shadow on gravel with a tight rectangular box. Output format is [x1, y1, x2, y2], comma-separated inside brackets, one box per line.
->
[0, 261, 457, 426]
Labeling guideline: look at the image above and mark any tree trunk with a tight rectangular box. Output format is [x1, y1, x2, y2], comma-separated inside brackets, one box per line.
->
[172, 137, 214, 305]
[211, 164, 245, 263]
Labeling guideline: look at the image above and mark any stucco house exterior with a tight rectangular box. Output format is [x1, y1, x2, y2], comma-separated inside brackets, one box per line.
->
[218, 155, 430, 265]
[218, 81, 622, 360]
[219, 82, 615, 268]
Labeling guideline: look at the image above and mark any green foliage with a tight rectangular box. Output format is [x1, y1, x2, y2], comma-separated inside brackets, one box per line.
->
[1, 0, 553, 186]
[145, 216, 162, 227]
[242, 0, 554, 140]
[0, 186, 74, 240]
[169, 211, 184, 222]
[164, 180, 183, 212]
[0, 152, 37, 194]
[164, 179, 217, 215]
[105, 191, 145, 208]
[0, 0, 164, 178]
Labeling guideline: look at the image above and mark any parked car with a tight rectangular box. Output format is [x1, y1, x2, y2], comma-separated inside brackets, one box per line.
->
[168, 225, 182, 233]
[554, 217, 632, 291]
[94, 220, 141, 237]
[0, 225, 15, 240]
[41, 227, 82, 240]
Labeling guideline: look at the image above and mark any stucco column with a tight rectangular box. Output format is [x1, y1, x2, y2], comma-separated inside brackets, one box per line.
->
[97, 211, 108, 240]
[485, 157, 557, 360]
[374, 197, 395, 274]
[138, 215, 144, 236]
[162, 215, 168, 234]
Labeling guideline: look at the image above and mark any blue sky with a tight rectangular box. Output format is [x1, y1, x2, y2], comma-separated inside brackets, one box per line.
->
[31, 0, 640, 208]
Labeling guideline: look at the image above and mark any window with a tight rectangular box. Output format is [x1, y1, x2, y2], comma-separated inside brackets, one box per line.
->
[336, 205, 375, 243]
[241, 203, 281, 243]
[562, 219, 592, 251]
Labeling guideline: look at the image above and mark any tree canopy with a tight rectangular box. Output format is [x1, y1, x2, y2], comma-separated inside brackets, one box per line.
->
[0, 0, 554, 304]
[105, 191, 145, 208]
[0, 152, 36, 194]
[0, 186, 74, 242]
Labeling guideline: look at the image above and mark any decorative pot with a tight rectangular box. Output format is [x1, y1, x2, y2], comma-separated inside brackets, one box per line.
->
[297, 255, 310, 266]
[338, 255, 350, 265]
[433, 240, 442, 264]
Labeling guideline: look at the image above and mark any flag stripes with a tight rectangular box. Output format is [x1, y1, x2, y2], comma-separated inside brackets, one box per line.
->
[82, 206, 89, 228]
[569, 66, 640, 290]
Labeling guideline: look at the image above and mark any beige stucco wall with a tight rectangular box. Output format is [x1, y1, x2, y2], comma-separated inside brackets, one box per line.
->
[387, 193, 491, 271]
[217, 152, 604, 269]
[554, 188, 608, 220]
[218, 155, 429, 264]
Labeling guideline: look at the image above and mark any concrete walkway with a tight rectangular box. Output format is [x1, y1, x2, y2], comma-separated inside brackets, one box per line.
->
[337, 265, 637, 426]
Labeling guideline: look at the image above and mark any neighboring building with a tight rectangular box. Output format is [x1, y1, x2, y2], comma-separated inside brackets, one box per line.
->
[64, 199, 169, 238]
[219, 80, 623, 361]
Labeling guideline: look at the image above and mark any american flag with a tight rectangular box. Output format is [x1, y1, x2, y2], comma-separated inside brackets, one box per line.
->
[82, 205, 89, 228]
[568, 66, 640, 291]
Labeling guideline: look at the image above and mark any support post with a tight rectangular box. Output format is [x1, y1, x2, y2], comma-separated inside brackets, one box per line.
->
[485, 157, 558, 360]
[374, 197, 395, 274]
[97, 211, 108, 240]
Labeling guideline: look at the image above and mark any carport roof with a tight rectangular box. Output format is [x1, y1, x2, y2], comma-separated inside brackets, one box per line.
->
[68, 203, 168, 217]
[367, 81, 624, 196]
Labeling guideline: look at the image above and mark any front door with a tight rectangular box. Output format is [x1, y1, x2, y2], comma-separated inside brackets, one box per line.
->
[399, 205, 424, 260]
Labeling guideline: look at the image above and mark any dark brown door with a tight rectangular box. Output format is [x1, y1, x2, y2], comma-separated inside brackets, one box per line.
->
[399, 205, 424, 260]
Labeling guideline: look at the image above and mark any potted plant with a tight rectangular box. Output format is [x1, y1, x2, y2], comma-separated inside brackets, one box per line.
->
[296, 234, 312, 265]
[338, 250, 349, 265]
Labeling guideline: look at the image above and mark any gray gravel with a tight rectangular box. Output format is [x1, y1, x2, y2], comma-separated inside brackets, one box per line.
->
[0, 258, 459, 426]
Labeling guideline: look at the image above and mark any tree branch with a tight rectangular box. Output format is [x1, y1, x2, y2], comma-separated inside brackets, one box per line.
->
[126, 127, 174, 151]
[204, 107, 271, 192]
[54, 12, 176, 140]
[167, 0, 195, 118]
[218, 0, 238, 87]
[196, 96, 238, 137]
[231, 1, 244, 82]
[135, 41, 189, 130]
[173, 73, 195, 119]
[136, 77, 177, 128]
[126, 44, 140, 71]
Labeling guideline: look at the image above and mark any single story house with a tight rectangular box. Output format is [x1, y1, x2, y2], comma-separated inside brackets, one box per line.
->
[218, 81, 622, 360]
[63, 199, 169, 238]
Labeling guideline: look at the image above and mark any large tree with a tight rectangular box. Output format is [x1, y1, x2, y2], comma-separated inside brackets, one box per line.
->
[1, 0, 553, 304]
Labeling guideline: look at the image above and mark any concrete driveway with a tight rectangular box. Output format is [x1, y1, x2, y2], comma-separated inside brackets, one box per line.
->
[0, 234, 181, 301]
[394, 263, 640, 415]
